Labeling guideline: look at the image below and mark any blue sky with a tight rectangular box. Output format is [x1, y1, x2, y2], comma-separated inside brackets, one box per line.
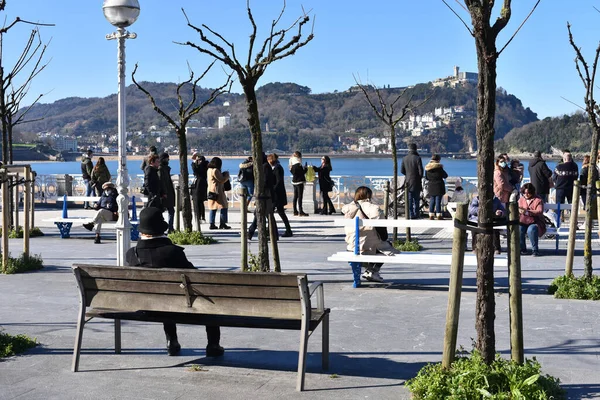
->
[4, 1, 600, 119]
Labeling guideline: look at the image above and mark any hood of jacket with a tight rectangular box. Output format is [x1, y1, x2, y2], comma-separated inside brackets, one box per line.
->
[289, 156, 301, 166]
[425, 161, 443, 171]
[239, 160, 253, 169]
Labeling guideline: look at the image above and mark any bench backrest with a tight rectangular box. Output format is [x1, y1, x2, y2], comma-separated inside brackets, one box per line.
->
[72, 264, 308, 320]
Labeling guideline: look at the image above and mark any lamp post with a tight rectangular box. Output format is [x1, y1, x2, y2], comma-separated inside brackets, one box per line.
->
[103, 0, 140, 266]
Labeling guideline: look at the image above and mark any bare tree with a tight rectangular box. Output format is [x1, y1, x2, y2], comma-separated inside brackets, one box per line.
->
[0, 2, 52, 164]
[567, 23, 600, 280]
[181, 1, 314, 271]
[354, 78, 432, 241]
[444, 0, 540, 364]
[132, 62, 232, 232]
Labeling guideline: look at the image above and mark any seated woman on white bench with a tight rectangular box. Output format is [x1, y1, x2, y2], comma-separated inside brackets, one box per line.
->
[83, 182, 118, 244]
[341, 186, 399, 283]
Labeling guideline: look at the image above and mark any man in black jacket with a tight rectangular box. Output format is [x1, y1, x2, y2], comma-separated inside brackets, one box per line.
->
[528, 151, 553, 202]
[552, 151, 579, 204]
[158, 152, 175, 232]
[125, 207, 224, 357]
[81, 150, 94, 209]
[143, 154, 164, 208]
[269, 153, 292, 237]
[400, 143, 424, 219]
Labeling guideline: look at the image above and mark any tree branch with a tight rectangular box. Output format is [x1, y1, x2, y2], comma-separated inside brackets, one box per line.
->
[497, 0, 540, 57]
[441, 0, 473, 36]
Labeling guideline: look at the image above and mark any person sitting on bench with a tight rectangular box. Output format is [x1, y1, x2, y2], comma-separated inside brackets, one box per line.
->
[125, 207, 224, 357]
[83, 182, 118, 244]
[342, 186, 399, 283]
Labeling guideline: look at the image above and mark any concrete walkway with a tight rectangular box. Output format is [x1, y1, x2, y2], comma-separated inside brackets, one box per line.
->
[0, 209, 599, 399]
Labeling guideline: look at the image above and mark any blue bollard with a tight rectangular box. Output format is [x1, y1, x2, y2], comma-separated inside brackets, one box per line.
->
[62, 194, 68, 218]
[131, 196, 137, 221]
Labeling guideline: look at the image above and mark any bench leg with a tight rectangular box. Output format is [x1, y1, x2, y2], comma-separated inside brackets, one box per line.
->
[55, 222, 73, 238]
[350, 262, 361, 288]
[322, 313, 330, 371]
[114, 319, 121, 354]
[296, 320, 310, 391]
[72, 304, 86, 372]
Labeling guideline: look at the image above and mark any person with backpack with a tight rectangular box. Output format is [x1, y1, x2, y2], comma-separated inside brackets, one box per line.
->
[237, 156, 254, 206]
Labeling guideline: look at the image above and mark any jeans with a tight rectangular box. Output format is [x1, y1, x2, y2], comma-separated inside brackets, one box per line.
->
[166, 206, 174, 232]
[520, 224, 539, 252]
[209, 208, 228, 225]
[429, 195, 442, 215]
[555, 188, 573, 204]
[408, 190, 421, 219]
[293, 183, 305, 214]
[240, 180, 254, 203]
[84, 179, 93, 208]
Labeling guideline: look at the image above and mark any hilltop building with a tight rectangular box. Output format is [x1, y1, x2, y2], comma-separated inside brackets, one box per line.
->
[218, 115, 231, 129]
[431, 66, 478, 87]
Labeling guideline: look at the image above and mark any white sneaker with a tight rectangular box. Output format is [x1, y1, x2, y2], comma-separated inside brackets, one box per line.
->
[368, 272, 384, 283]
[361, 271, 372, 281]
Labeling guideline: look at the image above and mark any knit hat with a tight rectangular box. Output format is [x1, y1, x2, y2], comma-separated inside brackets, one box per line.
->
[102, 182, 115, 190]
[138, 207, 168, 236]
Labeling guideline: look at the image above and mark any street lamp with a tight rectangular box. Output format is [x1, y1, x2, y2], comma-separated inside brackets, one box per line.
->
[103, 0, 140, 266]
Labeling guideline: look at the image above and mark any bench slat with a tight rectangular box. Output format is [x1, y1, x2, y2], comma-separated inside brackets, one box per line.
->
[85, 290, 303, 319]
[82, 277, 301, 300]
[75, 264, 302, 287]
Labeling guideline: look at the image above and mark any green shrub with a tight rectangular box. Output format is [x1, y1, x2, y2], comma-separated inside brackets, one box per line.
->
[393, 239, 423, 252]
[167, 230, 216, 245]
[0, 331, 37, 358]
[6, 227, 45, 238]
[405, 349, 565, 399]
[247, 251, 261, 272]
[2, 253, 44, 274]
[548, 274, 600, 300]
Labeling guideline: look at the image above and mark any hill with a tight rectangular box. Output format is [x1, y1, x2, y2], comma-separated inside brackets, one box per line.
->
[16, 81, 538, 154]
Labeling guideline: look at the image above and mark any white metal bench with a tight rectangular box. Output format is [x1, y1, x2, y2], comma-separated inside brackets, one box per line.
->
[329, 217, 508, 287]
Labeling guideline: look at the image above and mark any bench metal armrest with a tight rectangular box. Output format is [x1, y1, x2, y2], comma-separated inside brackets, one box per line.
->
[308, 281, 325, 312]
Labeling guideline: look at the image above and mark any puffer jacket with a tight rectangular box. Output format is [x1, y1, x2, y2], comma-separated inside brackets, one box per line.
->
[98, 187, 118, 212]
[425, 161, 448, 197]
[341, 200, 399, 255]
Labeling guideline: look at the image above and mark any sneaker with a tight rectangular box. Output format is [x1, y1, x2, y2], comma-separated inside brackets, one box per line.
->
[520, 249, 529, 255]
[532, 250, 540, 257]
[429, 215, 434, 220]
[83, 222, 94, 231]
[219, 224, 231, 230]
[281, 231, 293, 237]
[361, 271, 372, 281]
[94, 235, 101, 244]
[166, 339, 181, 356]
[495, 249, 501, 255]
[367, 272, 384, 283]
[209, 224, 218, 230]
[206, 344, 224, 357]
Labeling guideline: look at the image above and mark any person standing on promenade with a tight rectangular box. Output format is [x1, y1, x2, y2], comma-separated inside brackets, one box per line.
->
[493, 155, 513, 205]
[140, 145, 158, 171]
[400, 143, 424, 219]
[207, 157, 231, 230]
[579, 154, 599, 207]
[425, 154, 448, 220]
[80, 150, 94, 209]
[518, 183, 546, 257]
[237, 156, 254, 206]
[528, 151, 553, 202]
[289, 151, 308, 216]
[83, 182, 118, 244]
[125, 207, 224, 358]
[158, 152, 175, 233]
[269, 153, 292, 237]
[552, 151, 579, 204]
[342, 186, 399, 283]
[143, 153, 164, 209]
[191, 152, 209, 226]
[90, 157, 111, 196]
[248, 154, 278, 239]
[312, 155, 336, 215]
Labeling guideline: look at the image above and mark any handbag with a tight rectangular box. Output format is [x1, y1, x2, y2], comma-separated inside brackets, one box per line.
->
[355, 201, 388, 241]
[224, 179, 232, 191]
[207, 191, 218, 201]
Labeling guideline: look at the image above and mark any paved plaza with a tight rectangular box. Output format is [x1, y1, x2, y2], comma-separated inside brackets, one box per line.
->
[0, 208, 599, 399]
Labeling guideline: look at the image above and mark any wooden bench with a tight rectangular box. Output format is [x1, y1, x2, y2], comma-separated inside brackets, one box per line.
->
[330, 217, 508, 287]
[45, 195, 145, 239]
[71, 264, 330, 391]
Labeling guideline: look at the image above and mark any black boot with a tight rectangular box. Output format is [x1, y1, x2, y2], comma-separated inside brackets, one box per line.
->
[166, 339, 181, 356]
[209, 223, 218, 230]
[94, 234, 101, 244]
[206, 343, 224, 357]
[219, 223, 231, 230]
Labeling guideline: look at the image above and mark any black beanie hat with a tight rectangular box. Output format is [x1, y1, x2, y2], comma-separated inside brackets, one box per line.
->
[138, 207, 169, 236]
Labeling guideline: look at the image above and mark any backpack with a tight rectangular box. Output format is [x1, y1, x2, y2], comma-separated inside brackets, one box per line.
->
[238, 166, 253, 182]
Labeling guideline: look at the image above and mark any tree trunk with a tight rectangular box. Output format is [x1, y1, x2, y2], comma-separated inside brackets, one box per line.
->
[390, 126, 399, 241]
[7, 116, 13, 164]
[243, 82, 271, 271]
[583, 125, 599, 279]
[177, 128, 193, 232]
[473, 33, 498, 365]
